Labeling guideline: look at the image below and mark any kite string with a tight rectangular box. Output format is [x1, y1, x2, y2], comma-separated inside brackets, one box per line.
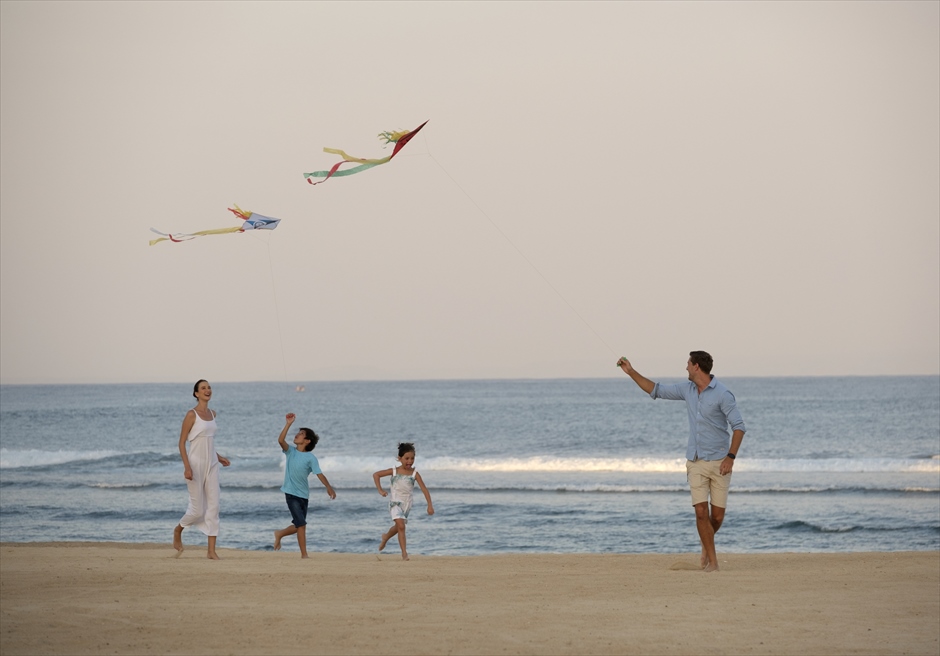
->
[246, 232, 290, 381]
[421, 142, 618, 358]
[264, 238, 290, 381]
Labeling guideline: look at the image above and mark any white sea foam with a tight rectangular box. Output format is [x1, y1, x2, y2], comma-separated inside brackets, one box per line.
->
[313, 455, 940, 474]
[0, 448, 123, 469]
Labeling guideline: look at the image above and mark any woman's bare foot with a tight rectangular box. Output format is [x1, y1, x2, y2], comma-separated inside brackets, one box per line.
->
[173, 525, 184, 555]
[379, 532, 390, 552]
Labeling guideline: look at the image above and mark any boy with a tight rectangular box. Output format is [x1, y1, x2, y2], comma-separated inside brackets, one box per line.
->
[273, 413, 336, 557]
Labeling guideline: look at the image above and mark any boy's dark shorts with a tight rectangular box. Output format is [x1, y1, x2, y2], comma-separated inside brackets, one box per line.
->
[285, 493, 309, 528]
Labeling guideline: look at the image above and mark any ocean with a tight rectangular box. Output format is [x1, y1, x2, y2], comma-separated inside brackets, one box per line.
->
[1, 377, 938, 556]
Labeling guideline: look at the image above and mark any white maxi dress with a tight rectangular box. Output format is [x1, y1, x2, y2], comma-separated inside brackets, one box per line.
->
[179, 408, 221, 536]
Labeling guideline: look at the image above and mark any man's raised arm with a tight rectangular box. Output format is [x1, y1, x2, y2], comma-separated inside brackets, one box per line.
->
[617, 357, 656, 395]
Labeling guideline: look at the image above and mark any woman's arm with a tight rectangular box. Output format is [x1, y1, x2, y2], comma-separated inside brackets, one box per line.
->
[178, 410, 196, 480]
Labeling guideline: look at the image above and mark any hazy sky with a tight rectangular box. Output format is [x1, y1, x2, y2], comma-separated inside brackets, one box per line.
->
[1, 1, 937, 384]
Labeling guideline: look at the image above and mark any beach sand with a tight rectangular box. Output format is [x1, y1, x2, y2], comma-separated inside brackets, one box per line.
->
[1, 543, 938, 655]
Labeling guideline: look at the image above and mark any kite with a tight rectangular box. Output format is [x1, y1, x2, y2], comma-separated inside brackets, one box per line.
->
[303, 120, 428, 185]
[149, 205, 281, 245]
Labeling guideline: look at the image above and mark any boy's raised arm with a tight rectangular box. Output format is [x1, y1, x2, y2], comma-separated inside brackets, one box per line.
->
[278, 413, 295, 452]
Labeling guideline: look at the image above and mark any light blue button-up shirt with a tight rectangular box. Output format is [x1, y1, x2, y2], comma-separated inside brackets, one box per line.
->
[650, 376, 746, 461]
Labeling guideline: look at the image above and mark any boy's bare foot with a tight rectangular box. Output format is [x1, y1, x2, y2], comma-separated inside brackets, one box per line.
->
[173, 525, 184, 555]
[207, 551, 221, 560]
[273, 530, 282, 551]
[379, 532, 390, 552]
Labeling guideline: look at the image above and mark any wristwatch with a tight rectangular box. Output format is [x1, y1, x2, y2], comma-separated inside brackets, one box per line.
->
[726, 452, 736, 460]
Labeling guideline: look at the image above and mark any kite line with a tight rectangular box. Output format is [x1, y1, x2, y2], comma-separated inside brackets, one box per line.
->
[243, 228, 290, 382]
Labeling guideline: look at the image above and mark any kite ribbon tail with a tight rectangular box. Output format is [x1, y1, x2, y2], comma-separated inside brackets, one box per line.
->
[227, 205, 252, 222]
[304, 161, 383, 184]
[305, 160, 348, 185]
[149, 228, 174, 246]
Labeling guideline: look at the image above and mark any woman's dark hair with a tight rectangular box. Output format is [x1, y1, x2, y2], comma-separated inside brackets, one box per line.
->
[298, 428, 319, 452]
[192, 379, 208, 399]
[398, 442, 416, 457]
[689, 351, 714, 375]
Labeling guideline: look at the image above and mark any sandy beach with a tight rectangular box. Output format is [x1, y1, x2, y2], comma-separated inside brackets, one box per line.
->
[1, 543, 937, 655]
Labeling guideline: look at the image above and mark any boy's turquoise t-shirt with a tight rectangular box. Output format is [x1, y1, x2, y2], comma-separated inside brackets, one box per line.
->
[281, 446, 322, 499]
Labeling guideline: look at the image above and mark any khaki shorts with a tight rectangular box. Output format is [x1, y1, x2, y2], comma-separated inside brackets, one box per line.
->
[686, 459, 731, 508]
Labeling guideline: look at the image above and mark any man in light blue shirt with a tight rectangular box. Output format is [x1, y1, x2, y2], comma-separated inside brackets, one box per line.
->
[618, 351, 746, 572]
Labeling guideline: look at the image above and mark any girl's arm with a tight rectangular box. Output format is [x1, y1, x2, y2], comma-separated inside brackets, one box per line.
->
[278, 413, 296, 452]
[415, 472, 434, 515]
[373, 468, 392, 496]
[316, 473, 336, 500]
[178, 410, 196, 480]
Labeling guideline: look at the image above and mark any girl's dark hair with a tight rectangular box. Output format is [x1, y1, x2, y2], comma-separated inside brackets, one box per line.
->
[298, 428, 319, 452]
[398, 442, 415, 457]
[192, 379, 208, 399]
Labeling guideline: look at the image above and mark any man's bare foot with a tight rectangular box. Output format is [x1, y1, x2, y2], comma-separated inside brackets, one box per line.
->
[379, 532, 390, 552]
[207, 551, 221, 560]
[704, 562, 719, 572]
[701, 547, 709, 569]
[273, 530, 282, 551]
[173, 525, 184, 555]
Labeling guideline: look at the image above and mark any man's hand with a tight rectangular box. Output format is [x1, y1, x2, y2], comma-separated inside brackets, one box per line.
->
[617, 357, 635, 374]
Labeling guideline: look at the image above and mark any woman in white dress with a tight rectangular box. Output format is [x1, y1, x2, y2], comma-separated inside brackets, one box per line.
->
[173, 379, 230, 559]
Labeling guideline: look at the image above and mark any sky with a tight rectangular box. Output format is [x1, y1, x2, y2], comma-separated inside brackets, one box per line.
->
[1, 1, 938, 385]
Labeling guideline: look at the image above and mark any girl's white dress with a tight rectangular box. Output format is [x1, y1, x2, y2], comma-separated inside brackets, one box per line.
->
[388, 467, 417, 522]
[179, 408, 220, 536]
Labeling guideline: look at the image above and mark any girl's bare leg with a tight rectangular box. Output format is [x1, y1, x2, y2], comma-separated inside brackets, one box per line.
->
[207, 535, 221, 560]
[379, 524, 398, 551]
[395, 519, 408, 560]
[274, 525, 298, 551]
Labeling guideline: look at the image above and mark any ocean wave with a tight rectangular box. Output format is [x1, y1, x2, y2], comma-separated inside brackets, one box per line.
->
[2, 448, 937, 475]
[87, 482, 162, 490]
[0, 448, 125, 469]
[317, 455, 940, 475]
[772, 520, 929, 534]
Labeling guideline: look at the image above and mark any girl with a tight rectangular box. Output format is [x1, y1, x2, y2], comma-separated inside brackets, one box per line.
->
[373, 443, 434, 560]
[173, 379, 230, 559]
